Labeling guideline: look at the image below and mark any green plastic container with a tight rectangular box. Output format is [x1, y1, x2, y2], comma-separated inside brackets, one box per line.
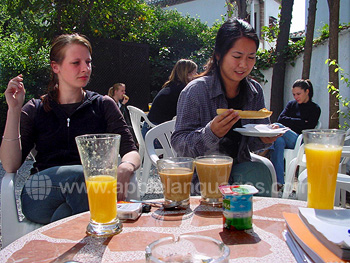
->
[219, 185, 258, 230]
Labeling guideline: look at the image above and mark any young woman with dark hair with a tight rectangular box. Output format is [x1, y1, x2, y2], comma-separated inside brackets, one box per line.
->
[0, 34, 140, 224]
[171, 19, 279, 196]
[270, 79, 321, 186]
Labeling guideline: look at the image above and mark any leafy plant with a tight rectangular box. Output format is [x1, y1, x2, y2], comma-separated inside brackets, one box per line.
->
[326, 59, 350, 129]
[0, 31, 50, 97]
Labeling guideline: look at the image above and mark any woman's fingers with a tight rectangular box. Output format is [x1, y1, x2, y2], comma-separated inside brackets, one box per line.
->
[5, 74, 26, 108]
[7, 75, 24, 93]
[211, 110, 240, 138]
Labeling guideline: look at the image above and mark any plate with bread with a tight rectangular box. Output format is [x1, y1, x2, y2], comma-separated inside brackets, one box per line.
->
[216, 108, 272, 119]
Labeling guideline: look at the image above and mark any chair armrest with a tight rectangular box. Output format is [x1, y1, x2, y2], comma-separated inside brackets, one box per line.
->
[1, 172, 18, 224]
[251, 153, 278, 197]
[144, 130, 160, 167]
[1, 172, 45, 248]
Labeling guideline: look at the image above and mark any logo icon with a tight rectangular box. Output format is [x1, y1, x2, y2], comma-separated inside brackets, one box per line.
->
[25, 174, 52, 200]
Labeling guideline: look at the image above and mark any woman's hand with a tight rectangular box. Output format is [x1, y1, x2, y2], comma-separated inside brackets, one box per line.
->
[211, 109, 240, 138]
[5, 74, 26, 110]
[122, 95, 129, 105]
[117, 162, 134, 201]
[259, 123, 283, 143]
[117, 151, 140, 201]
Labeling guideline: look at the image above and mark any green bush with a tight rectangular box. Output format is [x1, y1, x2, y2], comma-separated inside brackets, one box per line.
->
[0, 31, 50, 140]
[0, 32, 50, 97]
[127, 7, 217, 89]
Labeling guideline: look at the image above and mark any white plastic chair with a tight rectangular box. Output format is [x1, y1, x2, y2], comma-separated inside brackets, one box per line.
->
[1, 172, 43, 248]
[250, 153, 278, 197]
[338, 128, 350, 173]
[283, 134, 304, 178]
[335, 174, 350, 207]
[145, 120, 177, 166]
[283, 121, 321, 177]
[127, 105, 159, 195]
[145, 120, 278, 198]
[282, 144, 307, 199]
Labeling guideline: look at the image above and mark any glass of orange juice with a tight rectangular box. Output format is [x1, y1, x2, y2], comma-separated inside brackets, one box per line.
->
[303, 129, 345, 209]
[194, 155, 233, 206]
[75, 134, 122, 237]
[157, 157, 194, 208]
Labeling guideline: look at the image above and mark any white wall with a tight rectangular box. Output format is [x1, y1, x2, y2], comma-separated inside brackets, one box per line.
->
[306, 1, 350, 38]
[164, 0, 227, 26]
[260, 28, 350, 128]
[260, 0, 281, 50]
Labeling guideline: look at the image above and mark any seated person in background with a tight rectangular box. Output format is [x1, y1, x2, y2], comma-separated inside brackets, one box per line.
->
[270, 79, 321, 186]
[171, 19, 279, 197]
[108, 83, 135, 142]
[0, 34, 140, 224]
[141, 59, 198, 139]
[108, 83, 131, 124]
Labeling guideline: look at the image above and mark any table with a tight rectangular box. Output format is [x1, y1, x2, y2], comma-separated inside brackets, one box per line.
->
[0, 197, 306, 263]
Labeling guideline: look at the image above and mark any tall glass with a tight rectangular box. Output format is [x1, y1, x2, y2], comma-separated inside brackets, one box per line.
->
[75, 134, 122, 237]
[303, 129, 345, 209]
[194, 155, 233, 206]
[157, 157, 194, 207]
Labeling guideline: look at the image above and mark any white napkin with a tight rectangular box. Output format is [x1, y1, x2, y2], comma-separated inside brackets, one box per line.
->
[243, 124, 289, 134]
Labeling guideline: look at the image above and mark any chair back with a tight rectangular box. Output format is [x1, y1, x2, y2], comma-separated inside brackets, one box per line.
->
[145, 120, 177, 166]
[127, 105, 155, 150]
[127, 105, 156, 179]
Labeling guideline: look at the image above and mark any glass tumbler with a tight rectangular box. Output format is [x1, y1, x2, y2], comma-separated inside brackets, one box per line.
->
[76, 133, 122, 237]
[303, 129, 345, 209]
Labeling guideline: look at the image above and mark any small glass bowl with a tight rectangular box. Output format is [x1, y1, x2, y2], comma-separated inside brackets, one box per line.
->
[145, 234, 230, 262]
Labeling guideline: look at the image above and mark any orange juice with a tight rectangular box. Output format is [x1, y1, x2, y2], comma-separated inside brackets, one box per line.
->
[305, 144, 342, 209]
[195, 158, 233, 199]
[159, 167, 193, 201]
[86, 175, 117, 223]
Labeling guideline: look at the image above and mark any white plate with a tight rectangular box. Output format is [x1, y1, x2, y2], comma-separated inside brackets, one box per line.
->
[233, 124, 288, 137]
[299, 207, 350, 249]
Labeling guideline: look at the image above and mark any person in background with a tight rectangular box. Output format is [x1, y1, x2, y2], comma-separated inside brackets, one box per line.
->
[108, 83, 129, 112]
[0, 34, 140, 224]
[141, 59, 197, 139]
[147, 59, 197, 124]
[108, 83, 134, 142]
[171, 18, 279, 196]
[270, 79, 321, 187]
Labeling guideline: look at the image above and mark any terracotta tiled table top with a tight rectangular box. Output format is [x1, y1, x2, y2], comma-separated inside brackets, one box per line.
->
[0, 197, 306, 262]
